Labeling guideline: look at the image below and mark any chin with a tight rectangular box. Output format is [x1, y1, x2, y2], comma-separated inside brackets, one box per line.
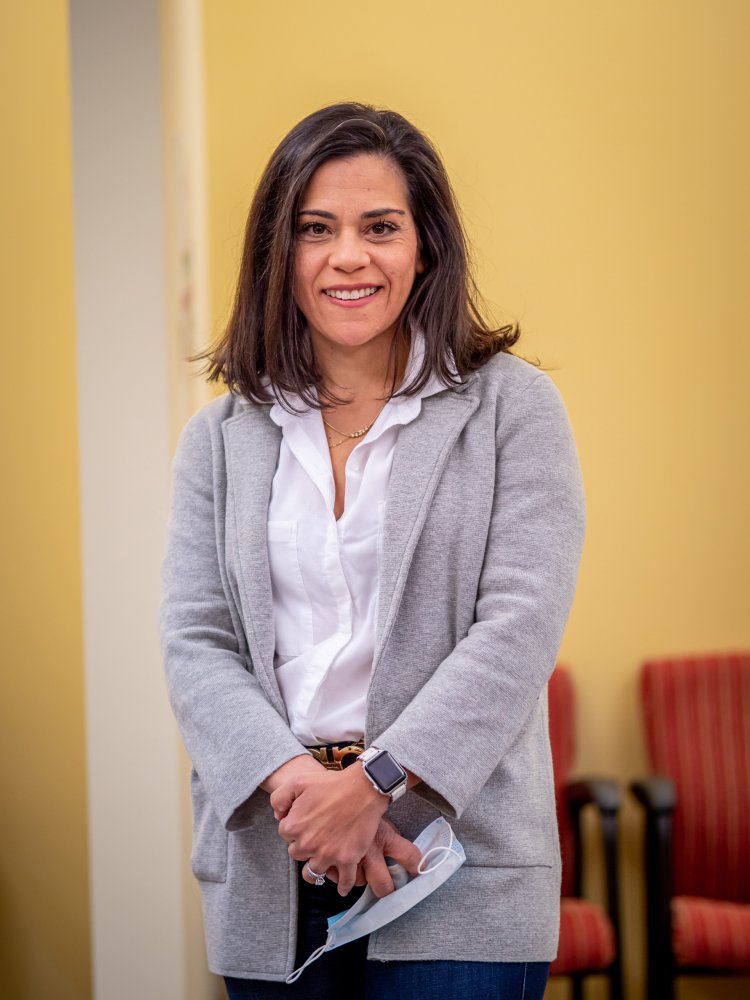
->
[315, 325, 396, 350]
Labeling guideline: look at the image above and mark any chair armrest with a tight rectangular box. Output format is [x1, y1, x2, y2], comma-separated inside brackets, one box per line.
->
[567, 777, 621, 815]
[630, 776, 676, 815]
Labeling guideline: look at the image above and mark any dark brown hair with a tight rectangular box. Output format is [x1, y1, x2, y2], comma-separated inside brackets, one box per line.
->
[194, 102, 520, 409]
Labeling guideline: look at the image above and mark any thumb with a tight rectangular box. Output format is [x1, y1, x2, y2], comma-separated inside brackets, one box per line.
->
[381, 827, 423, 876]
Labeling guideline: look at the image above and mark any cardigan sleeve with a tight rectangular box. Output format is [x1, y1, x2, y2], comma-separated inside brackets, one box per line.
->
[159, 409, 309, 831]
[373, 372, 586, 819]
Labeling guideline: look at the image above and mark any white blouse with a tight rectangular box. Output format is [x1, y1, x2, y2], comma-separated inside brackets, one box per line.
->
[266, 331, 453, 745]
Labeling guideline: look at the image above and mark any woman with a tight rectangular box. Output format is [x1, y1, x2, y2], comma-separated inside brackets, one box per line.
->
[160, 102, 585, 1000]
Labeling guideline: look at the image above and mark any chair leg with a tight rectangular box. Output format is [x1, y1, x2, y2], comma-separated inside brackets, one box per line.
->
[647, 954, 675, 1000]
[608, 959, 623, 1000]
[571, 974, 584, 1000]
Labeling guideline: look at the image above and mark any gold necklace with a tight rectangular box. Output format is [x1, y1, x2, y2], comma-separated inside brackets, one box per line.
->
[322, 401, 387, 450]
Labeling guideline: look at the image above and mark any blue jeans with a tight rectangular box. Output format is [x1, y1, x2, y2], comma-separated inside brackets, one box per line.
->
[227, 961, 549, 999]
[224, 864, 549, 1000]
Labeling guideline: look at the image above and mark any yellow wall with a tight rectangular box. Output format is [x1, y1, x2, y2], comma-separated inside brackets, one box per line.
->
[202, 2, 750, 998]
[0, 3, 91, 998]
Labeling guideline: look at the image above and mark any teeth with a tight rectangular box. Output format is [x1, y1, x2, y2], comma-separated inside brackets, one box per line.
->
[324, 287, 379, 300]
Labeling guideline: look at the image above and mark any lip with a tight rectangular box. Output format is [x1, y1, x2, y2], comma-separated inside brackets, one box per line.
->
[323, 283, 382, 292]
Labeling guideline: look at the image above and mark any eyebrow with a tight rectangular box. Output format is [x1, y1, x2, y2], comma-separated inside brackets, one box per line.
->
[297, 208, 407, 220]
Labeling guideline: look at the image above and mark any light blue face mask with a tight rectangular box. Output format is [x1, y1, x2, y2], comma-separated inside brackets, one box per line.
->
[286, 816, 465, 984]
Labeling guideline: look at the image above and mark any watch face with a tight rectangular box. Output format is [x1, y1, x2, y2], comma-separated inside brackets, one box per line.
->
[367, 751, 406, 793]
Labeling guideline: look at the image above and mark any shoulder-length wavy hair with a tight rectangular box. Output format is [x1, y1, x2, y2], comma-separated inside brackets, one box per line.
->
[195, 102, 520, 409]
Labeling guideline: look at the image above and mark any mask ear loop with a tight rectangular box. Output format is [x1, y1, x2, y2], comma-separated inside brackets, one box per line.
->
[286, 942, 327, 984]
[416, 826, 462, 874]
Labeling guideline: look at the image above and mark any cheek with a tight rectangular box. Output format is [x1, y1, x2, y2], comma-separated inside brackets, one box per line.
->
[294, 247, 330, 300]
[398, 257, 421, 298]
[388, 249, 421, 292]
[400, 240, 422, 280]
[292, 259, 314, 307]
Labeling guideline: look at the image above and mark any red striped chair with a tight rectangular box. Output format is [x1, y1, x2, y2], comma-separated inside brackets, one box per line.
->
[631, 653, 750, 1000]
[548, 666, 623, 1000]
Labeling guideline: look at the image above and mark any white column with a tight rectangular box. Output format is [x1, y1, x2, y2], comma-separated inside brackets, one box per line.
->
[69, 1, 196, 996]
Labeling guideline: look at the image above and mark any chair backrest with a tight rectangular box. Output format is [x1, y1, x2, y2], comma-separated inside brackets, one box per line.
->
[641, 653, 750, 903]
[548, 665, 576, 897]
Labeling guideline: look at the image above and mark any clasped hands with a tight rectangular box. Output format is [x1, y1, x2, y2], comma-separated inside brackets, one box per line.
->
[266, 755, 422, 897]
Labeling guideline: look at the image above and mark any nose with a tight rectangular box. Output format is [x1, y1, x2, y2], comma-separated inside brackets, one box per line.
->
[328, 229, 370, 271]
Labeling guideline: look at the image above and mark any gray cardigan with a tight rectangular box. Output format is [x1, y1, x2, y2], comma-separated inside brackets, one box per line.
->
[160, 351, 586, 980]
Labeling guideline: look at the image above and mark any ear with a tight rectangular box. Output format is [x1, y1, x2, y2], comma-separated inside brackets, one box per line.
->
[415, 252, 425, 275]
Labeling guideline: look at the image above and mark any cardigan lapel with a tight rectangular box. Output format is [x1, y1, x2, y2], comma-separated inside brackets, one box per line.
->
[223, 406, 285, 711]
[373, 377, 479, 672]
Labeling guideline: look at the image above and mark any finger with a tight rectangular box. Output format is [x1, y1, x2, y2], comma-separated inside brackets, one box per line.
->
[277, 808, 307, 843]
[277, 816, 296, 843]
[301, 859, 328, 886]
[331, 864, 366, 886]
[382, 829, 423, 876]
[287, 841, 309, 862]
[335, 862, 358, 897]
[273, 800, 292, 821]
[362, 850, 395, 898]
[270, 780, 299, 821]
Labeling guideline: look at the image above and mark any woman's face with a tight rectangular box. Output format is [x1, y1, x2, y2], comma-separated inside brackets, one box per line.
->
[293, 153, 424, 362]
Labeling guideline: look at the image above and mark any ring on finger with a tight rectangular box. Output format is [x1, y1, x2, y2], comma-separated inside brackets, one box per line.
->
[304, 862, 327, 886]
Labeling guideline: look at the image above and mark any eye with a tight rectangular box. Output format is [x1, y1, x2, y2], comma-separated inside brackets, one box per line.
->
[297, 221, 330, 238]
[370, 220, 399, 236]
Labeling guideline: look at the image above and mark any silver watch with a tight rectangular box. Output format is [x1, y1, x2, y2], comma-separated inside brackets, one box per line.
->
[359, 747, 407, 802]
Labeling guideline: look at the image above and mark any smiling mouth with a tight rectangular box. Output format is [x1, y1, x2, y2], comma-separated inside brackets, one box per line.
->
[323, 286, 381, 301]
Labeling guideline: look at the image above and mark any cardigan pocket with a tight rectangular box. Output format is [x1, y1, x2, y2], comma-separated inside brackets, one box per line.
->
[190, 768, 228, 883]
